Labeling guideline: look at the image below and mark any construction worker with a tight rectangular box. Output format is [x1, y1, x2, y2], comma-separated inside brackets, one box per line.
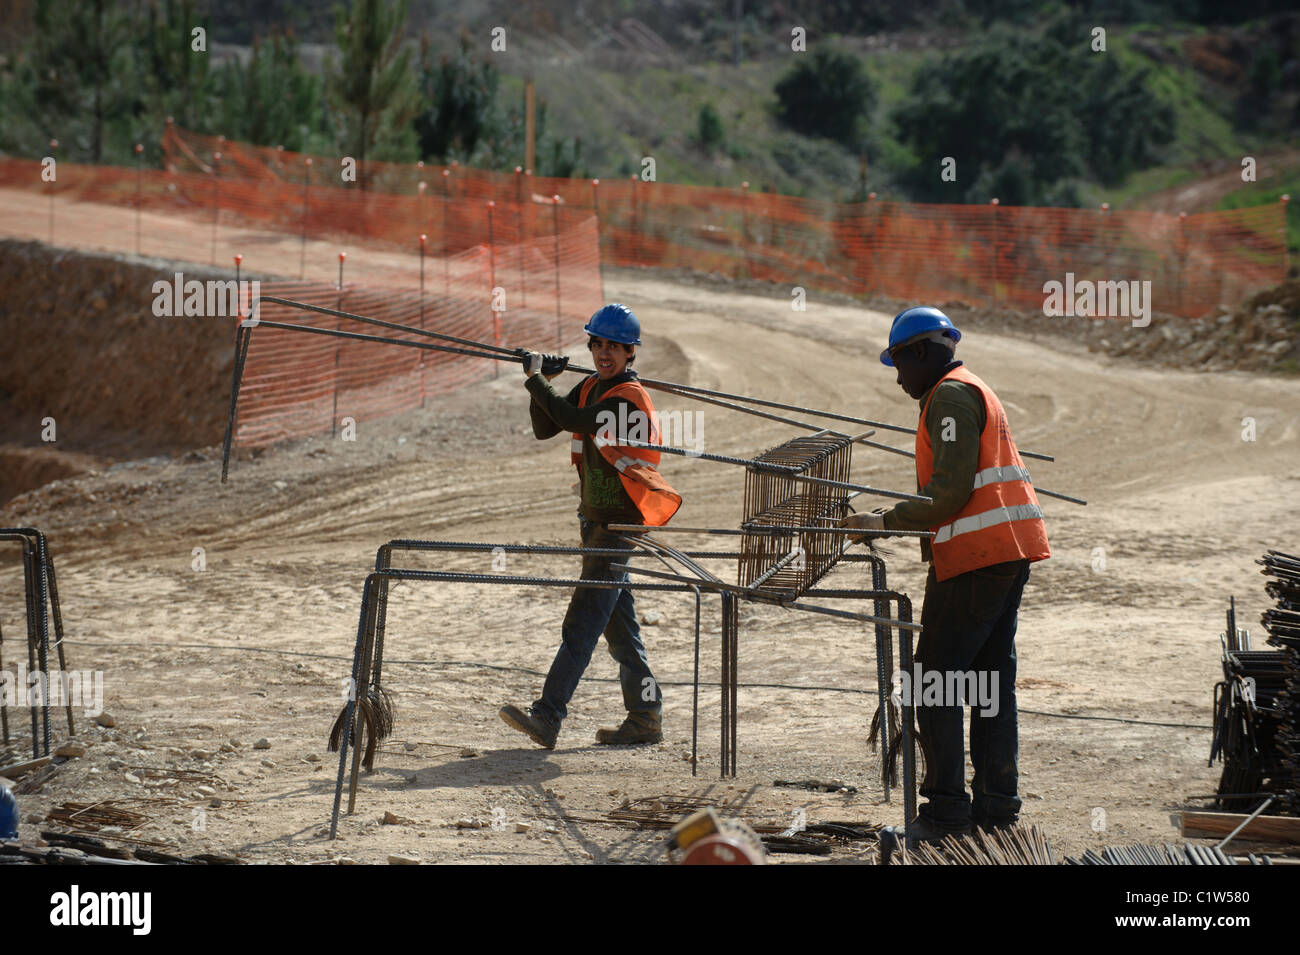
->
[500, 304, 682, 750]
[842, 306, 1050, 851]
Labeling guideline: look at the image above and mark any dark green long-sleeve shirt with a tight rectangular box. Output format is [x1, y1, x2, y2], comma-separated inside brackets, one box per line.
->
[881, 361, 986, 562]
[526, 371, 645, 525]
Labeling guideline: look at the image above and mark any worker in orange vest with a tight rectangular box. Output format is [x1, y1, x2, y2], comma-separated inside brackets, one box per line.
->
[842, 306, 1049, 852]
[500, 304, 681, 750]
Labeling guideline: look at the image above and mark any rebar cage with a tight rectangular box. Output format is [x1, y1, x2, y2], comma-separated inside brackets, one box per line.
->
[739, 433, 854, 598]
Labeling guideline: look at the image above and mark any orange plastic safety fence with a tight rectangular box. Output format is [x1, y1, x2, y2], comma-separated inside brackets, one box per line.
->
[0, 124, 1288, 444]
[0, 144, 603, 448]
[162, 123, 1286, 319]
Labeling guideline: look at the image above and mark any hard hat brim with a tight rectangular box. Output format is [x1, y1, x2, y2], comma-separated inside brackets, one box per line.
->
[583, 323, 641, 345]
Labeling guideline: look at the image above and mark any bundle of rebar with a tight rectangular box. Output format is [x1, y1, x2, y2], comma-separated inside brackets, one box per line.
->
[1210, 644, 1288, 812]
[897, 824, 1055, 865]
[738, 433, 855, 599]
[1259, 550, 1300, 815]
[1208, 557, 1300, 817]
[1064, 843, 1263, 865]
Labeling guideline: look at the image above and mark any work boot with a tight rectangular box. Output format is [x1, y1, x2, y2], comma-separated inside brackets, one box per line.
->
[498, 703, 558, 750]
[973, 815, 1019, 834]
[595, 711, 662, 745]
[878, 816, 971, 864]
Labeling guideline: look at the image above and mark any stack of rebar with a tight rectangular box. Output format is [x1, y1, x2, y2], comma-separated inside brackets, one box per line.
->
[1210, 641, 1288, 812]
[1258, 550, 1300, 815]
[898, 825, 1055, 865]
[1064, 843, 1267, 865]
[1209, 554, 1300, 816]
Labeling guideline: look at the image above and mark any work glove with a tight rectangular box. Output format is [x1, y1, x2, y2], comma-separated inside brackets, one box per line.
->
[540, 354, 569, 378]
[517, 348, 543, 377]
[840, 507, 891, 544]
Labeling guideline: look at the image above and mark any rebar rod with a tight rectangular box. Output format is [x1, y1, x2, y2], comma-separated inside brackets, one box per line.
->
[616, 439, 932, 504]
[608, 523, 933, 538]
[234, 297, 1064, 463]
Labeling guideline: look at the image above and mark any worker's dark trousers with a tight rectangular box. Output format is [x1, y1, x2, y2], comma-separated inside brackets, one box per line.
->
[914, 558, 1030, 830]
[534, 518, 662, 726]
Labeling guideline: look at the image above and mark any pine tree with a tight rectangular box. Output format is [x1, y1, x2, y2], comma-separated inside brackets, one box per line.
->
[139, 0, 213, 135]
[326, 0, 420, 183]
[216, 28, 324, 152]
[31, 0, 134, 161]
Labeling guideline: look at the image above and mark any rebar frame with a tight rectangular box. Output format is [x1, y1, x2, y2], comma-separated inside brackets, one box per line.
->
[0, 527, 74, 757]
[738, 432, 855, 598]
[326, 537, 919, 840]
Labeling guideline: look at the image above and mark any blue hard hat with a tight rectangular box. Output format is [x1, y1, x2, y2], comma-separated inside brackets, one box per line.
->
[0, 785, 17, 840]
[880, 306, 961, 366]
[584, 303, 642, 345]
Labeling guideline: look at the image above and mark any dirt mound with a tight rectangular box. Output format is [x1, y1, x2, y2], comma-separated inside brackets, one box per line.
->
[0, 240, 239, 454]
[0, 240, 242, 501]
[0, 444, 104, 506]
[642, 265, 1299, 376]
[933, 279, 1300, 376]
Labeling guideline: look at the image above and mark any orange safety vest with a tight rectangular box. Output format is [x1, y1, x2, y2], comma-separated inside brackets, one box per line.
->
[571, 375, 682, 527]
[915, 366, 1050, 582]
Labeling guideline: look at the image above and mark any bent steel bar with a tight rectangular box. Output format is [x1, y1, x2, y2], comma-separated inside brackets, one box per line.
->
[621, 534, 726, 589]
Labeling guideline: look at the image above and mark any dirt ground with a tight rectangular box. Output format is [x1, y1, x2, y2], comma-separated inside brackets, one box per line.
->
[3, 196, 1300, 865]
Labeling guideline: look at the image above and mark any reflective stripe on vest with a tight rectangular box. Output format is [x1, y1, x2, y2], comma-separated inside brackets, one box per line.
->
[571, 375, 682, 526]
[972, 464, 1033, 490]
[932, 503, 1046, 544]
[613, 455, 659, 473]
[915, 366, 1050, 581]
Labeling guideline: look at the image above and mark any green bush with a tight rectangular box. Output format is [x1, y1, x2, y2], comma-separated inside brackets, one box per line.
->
[774, 47, 875, 150]
[697, 102, 725, 153]
[892, 18, 1174, 204]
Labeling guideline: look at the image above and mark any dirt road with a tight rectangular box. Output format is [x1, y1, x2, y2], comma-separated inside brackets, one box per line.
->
[3, 228, 1299, 863]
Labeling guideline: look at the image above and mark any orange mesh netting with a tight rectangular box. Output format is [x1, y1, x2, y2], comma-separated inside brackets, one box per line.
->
[0, 124, 1287, 446]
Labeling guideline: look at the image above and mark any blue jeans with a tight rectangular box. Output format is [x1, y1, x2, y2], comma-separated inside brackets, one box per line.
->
[914, 558, 1030, 830]
[532, 518, 662, 726]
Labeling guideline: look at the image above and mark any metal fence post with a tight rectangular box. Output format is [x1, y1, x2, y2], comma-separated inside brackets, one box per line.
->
[210, 150, 222, 265]
[418, 234, 427, 408]
[488, 201, 501, 377]
[552, 195, 562, 347]
[441, 169, 451, 298]
[134, 142, 144, 255]
[300, 157, 312, 280]
[592, 177, 606, 301]
[989, 197, 1000, 306]
[331, 251, 346, 436]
